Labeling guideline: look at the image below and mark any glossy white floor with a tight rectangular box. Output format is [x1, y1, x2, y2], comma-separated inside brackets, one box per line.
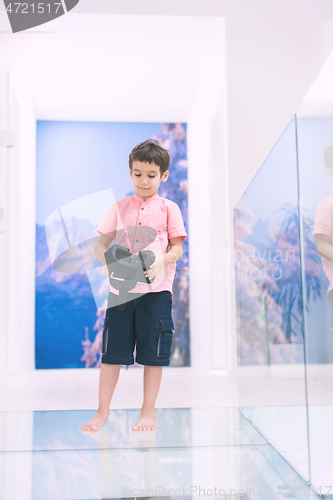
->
[244, 405, 333, 495]
[239, 364, 333, 493]
[0, 367, 329, 499]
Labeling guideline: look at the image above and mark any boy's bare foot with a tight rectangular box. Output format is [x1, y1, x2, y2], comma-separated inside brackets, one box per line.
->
[132, 411, 157, 431]
[80, 425, 110, 445]
[81, 409, 110, 431]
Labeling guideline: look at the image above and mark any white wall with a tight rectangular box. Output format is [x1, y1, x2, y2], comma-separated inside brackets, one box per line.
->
[2, 6, 333, 379]
[187, 19, 237, 372]
[186, 15, 333, 371]
[53, 2, 333, 213]
[0, 36, 36, 379]
[0, 14, 228, 377]
[226, 17, 333, 210]
[0, 40, 11, 381]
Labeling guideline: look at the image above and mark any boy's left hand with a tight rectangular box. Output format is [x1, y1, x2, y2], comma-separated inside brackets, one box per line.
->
[144, 250, 165, 280]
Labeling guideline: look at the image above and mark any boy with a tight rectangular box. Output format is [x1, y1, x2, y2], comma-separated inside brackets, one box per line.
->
[81, 139, 187, 432]
[313, 144, 333, 332]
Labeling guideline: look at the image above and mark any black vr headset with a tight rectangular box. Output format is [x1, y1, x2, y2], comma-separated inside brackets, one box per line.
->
[50, 223, 159, 310]
[104, 244, 156, 309]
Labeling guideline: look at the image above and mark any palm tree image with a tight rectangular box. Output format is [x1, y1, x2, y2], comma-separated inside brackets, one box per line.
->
[234, 200, 323, 366]
[79, 124, 189, 368]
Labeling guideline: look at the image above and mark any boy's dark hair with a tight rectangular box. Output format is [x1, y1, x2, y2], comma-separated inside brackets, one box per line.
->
[129, 139, 170, 177]
[323, 144, 333, 170]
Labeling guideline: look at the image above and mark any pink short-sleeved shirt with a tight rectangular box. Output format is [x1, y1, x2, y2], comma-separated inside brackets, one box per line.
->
[313, 194, 333, 295]
[97, 193, 187, 296]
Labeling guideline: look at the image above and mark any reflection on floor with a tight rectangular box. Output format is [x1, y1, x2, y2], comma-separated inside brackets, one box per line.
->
[0, 407, 317, 500]
[244, 405, 333, 496]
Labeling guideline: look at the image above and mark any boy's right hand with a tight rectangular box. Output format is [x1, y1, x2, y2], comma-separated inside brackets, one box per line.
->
[102, 257, 114, 278]
[94, 235, 114, 278]
[103, 264, 114, 278]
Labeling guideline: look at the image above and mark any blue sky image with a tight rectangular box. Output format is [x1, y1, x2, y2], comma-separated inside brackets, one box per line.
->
[235, 117, 298, 222]
[36, 121, 162, 226]
[235, 115, 333, 220]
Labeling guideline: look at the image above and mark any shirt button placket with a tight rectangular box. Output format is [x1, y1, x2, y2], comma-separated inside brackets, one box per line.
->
[135, 199, 147, 249]
[135, 200, 145, 248]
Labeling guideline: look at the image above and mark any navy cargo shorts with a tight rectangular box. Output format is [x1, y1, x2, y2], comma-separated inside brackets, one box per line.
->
[101, 290, 175, 366]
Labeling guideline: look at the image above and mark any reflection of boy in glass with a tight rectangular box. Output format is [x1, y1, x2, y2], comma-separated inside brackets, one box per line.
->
[313, 144, 333, 333]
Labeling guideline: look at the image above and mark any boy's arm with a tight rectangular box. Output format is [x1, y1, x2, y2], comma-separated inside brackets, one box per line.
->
[94, 234, 114, 276]
[316, 234, 333, 260]
[144, 237, 183, 281]
[163, 236, 183, 265]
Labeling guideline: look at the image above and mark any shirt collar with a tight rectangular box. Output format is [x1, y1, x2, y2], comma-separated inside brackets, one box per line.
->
[133, 193, 160, 202]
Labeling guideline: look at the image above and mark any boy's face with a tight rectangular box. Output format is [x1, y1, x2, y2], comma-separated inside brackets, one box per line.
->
[129, 161, 169, 198]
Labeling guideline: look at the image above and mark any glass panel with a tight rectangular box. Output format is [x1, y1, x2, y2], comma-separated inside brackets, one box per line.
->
[0, 409, 314, 500]
[297, 114, 333, 492]
[233, 117, 310, 482]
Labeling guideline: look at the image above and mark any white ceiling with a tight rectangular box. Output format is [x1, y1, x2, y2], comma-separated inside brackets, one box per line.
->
[1, 13, 222, 122]
[2, 1, 333, 121]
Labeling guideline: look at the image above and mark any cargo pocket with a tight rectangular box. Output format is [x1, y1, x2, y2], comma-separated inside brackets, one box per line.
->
[102, 314, 110, 356]
[157, 317, 175, 357]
